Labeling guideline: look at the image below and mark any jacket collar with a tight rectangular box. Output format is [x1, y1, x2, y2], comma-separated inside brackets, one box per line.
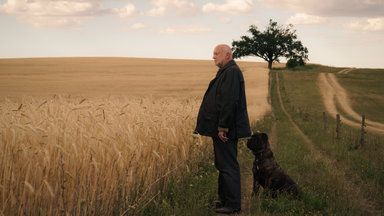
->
[215, 60, 236, 78]
[206, 60, 236, 93]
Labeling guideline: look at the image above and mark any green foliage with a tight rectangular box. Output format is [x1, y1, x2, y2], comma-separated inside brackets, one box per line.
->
[286, 57, 305, 68]
[260, 190, 329, 216]
[286, 59, 299, 68]
[232, 19, 309, 69]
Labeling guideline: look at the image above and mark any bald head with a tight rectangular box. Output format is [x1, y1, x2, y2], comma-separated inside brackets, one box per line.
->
[215, 44, 232, 56]
[213, 44, 233, 68]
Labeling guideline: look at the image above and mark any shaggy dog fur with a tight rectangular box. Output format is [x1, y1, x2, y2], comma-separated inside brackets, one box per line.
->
[247, 132, 298, 196]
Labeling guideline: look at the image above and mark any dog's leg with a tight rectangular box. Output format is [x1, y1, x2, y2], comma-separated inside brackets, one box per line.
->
[252, 179, 261, 196]
[252, 165, 261, 196]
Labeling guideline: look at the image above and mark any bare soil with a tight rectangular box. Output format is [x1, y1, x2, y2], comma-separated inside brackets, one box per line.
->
[337, 68, 356, 74]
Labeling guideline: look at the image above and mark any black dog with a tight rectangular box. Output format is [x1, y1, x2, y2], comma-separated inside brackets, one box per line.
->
[247, 132, 298, 196]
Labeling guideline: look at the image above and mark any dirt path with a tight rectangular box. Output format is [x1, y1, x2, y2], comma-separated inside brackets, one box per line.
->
[337, 68, 356, 74]
[317, 72, 384, 134]
[276, 72, 383, 215]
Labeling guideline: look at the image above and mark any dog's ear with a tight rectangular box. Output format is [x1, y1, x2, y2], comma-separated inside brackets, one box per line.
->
[246, 136, 257, 151]
[261, 133, 268, 143]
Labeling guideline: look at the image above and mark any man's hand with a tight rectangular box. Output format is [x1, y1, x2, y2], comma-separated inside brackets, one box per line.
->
[218, 131, 228, 142]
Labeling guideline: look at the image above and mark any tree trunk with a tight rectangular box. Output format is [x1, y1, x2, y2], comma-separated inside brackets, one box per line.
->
[268, 61, 273, 69]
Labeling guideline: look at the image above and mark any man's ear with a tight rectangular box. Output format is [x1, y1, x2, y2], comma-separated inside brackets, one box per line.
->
[226, 52, 231, 59]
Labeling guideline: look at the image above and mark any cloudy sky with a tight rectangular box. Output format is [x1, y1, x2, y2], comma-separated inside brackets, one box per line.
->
[1, 0, 383, 68]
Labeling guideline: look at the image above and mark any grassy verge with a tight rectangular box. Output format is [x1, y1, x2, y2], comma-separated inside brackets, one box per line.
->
[276, 66, 384, 214]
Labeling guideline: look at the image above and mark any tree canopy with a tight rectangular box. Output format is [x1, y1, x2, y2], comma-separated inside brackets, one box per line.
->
[232, 19, 309, 69]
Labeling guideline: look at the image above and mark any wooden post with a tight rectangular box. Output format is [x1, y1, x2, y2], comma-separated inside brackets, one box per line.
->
[360, 115, 366, 147]
[336, 114, 341, 139]
[323, 112, 327, 132]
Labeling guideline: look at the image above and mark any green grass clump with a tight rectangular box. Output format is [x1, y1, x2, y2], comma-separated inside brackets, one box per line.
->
[138, 158, 218, 216]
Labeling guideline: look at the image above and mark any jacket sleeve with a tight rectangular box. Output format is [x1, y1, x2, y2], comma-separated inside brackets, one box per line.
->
[216, 67, 241, 131]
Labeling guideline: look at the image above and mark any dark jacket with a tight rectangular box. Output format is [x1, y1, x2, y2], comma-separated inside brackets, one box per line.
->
[194, 60, 251, 139]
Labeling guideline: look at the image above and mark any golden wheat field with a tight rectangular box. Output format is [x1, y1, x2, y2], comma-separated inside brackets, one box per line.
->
[0, 57, 269, 215]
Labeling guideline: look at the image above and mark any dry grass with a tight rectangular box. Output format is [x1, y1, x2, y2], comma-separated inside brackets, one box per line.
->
[1, 95, 208, 215]
[0, 57, 269, 215]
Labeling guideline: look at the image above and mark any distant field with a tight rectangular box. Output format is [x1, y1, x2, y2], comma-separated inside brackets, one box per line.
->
[0, 57, 269, 215]
[0, 57, 214, 98]
[0, 57, 269, 122]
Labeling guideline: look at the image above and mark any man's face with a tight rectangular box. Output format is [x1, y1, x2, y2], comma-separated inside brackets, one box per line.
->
[213, 47, 227, 68]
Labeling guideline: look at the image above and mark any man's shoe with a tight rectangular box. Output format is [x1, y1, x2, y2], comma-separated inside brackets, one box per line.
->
[214, 200, 225, 208]
[215, 206, 241, 214]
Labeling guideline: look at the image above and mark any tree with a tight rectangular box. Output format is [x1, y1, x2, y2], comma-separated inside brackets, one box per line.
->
[232, 19, 308, 69]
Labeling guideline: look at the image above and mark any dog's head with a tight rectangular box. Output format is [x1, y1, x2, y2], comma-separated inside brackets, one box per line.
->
[247, 132, 269, 152]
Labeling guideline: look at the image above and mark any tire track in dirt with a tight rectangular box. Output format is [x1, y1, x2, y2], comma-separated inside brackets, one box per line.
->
[337, 68, 356, 74]
[275, 72, 383, 216]
[328, 73, 384, 130]
[318, 73, 384, 134]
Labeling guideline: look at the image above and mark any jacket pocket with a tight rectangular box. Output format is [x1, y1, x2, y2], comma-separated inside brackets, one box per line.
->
[203, 113, 217, 135]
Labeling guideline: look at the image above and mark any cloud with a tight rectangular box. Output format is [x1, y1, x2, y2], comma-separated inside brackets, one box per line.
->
[219, 17, 231, 24]
[287, 13, 328, 25]
[259, 0, 384, 17]
[147, 7, 166, 17]
[160, 24, 212, 34]
[240, 20, 260, 29]
[26, 16, 83, 29]
[345, 17, 384, 32]
[147, 0, 198, 17]
[131, 23, 147, 30]
[0, 0, 111, 17]
[0, 0, 136, 29]
[202, 0, 254, 15]
[119, 4, 137, 18]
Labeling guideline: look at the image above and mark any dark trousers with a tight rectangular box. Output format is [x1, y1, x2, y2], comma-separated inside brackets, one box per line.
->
[212, 137, 241, 209]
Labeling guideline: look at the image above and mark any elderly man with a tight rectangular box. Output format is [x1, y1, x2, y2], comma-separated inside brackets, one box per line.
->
[194, 44, 251, 214]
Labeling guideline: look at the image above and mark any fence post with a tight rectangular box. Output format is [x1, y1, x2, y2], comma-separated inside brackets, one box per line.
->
[323, 112, 327, 132]
[336, 114, 341, 139]
[360, 115, 366, 147]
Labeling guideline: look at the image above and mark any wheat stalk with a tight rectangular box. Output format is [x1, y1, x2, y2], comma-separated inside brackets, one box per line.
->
[0, 95, 210, 215]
